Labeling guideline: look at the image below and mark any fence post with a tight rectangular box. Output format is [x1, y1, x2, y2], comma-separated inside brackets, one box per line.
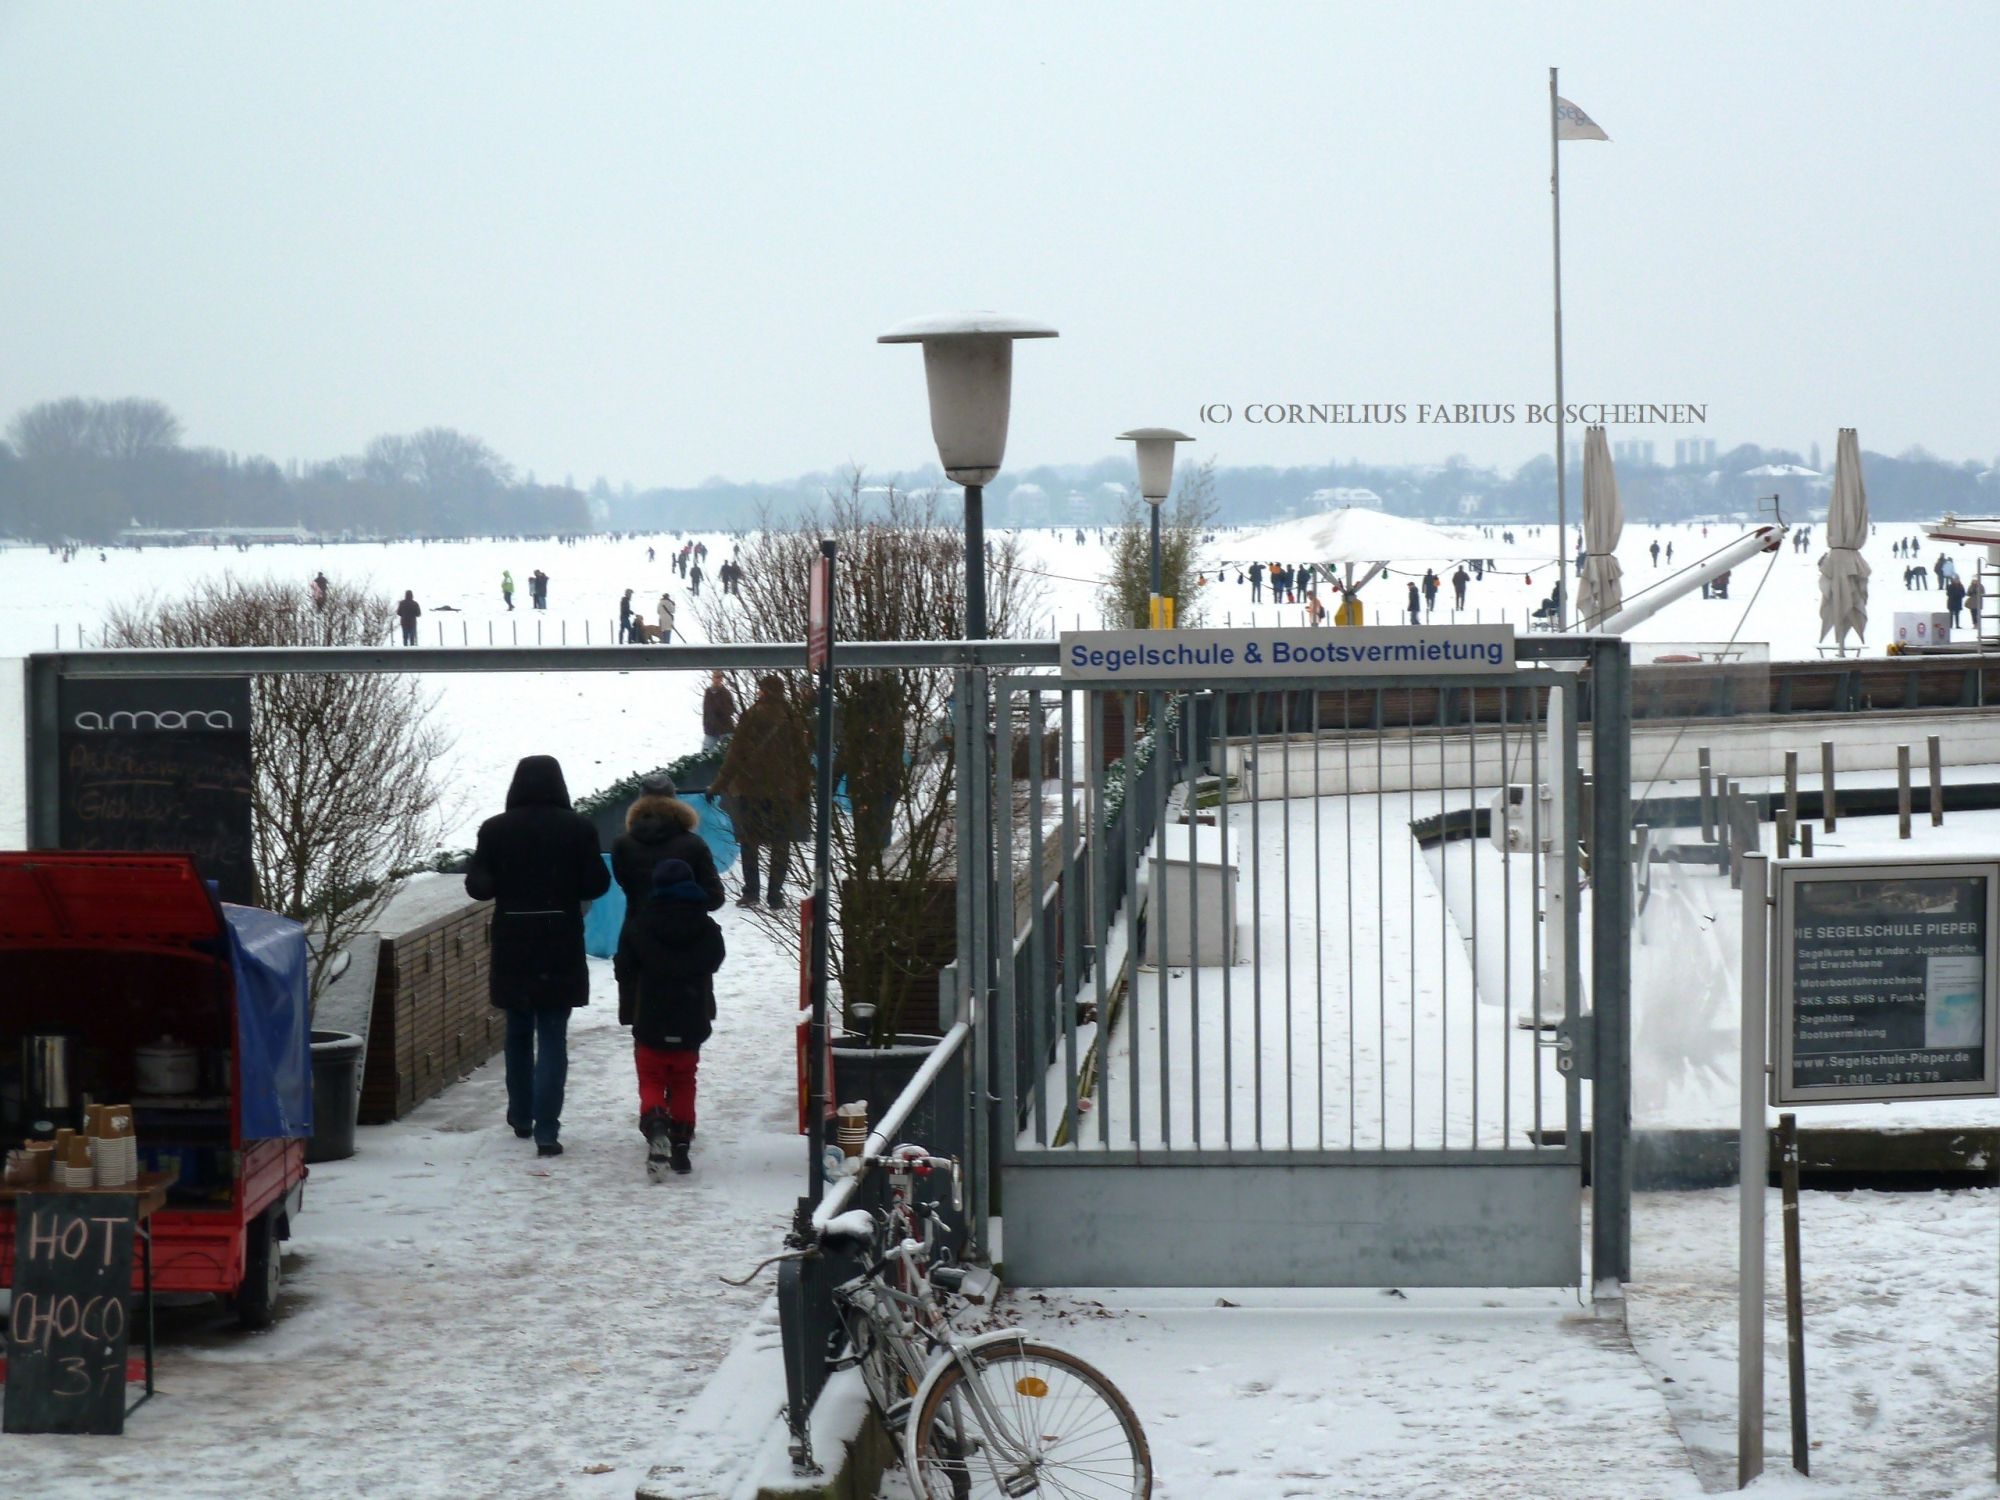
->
[1589, 634, 1634, 1290]
[1929, 734, 1944, 826]
[1784, 749, 1799, 829]
[1820, 740, 1837, 831]
[1698, 749, 1714, 842]
[1897, 745, 1912, 840]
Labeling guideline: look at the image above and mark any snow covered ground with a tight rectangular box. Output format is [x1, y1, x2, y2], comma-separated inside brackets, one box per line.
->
[6, 516, 2000, 1496]
[2, 930, 802, 1500]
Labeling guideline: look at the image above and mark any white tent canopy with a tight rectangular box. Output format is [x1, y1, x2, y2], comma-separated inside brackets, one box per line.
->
[1229, 506, 1489, 566]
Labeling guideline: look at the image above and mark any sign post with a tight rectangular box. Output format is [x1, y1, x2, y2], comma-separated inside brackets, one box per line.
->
[1742, 853, 2000, 1486]
[804, 543, 837, 1209]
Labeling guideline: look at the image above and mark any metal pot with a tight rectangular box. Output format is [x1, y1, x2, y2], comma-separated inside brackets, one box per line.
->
[136, 1039, 201, 1096]
[22, 1034, 77, 1132]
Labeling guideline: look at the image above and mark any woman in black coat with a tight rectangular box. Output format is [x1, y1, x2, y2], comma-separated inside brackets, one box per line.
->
[464, 755, 610, 1156]
[610, 776, 725, 1027]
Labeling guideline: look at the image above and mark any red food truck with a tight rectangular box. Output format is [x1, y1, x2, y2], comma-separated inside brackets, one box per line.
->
[0, 853, 311, 1327]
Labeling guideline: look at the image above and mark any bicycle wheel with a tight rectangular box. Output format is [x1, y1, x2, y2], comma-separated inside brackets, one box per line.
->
[909, 1339, 1150, 1499]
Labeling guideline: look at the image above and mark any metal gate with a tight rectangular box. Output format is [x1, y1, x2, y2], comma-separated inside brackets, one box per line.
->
[980, 636, 1632, 1289]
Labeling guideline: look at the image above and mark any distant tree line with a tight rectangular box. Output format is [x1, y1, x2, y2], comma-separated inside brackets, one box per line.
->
[0, 396, 591, 542]
[1, 394, 1990, 542]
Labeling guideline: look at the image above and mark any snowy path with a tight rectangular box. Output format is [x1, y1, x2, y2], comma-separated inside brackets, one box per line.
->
[4, 913, 802, 1500]
[893, 1284, 1704, 1500]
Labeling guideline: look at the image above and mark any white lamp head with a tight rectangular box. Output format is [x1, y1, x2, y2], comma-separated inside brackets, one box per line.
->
[880, 313, 1058, 486]
[1117, 427, 1194, 504]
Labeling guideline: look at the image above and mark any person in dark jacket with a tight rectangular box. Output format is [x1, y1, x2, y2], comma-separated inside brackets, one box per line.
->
[612, 775, 724, 1023]
[710, 674, 810, 908]
[395, 590, 421, 645]
[622, 857, 725, 1175]
[702, 671, 736, 752]
[463, 755, 610, 1156]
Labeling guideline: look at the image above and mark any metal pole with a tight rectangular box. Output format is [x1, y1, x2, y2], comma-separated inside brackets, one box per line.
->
[1820, 740, 1837, 831]
[964, 482, 986, 639]
[805, 541, 837, 1211]
[1929, 734, 1944, 826]
[1550, 65, 1569, 629]
[1897, 744, 1912, 840]
[1149, 502, 1163, 609]
[1739, 851, 1770, 1489]
[26, 656, 61, 848]
[1779, 1111, 1809, 1476]
[1590, 637, 1633, 1289]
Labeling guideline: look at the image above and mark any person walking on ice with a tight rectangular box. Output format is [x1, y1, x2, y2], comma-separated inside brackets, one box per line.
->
[621, 857, 726, 1178]
[502, 570, 515, 611]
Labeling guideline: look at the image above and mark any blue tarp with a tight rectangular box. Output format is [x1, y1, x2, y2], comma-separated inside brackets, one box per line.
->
[582, 797, 743, 959]
[219, 903, 313, 1140]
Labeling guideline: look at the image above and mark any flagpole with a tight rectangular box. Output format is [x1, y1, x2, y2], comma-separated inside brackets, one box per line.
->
[1550, 65, 1568, 629]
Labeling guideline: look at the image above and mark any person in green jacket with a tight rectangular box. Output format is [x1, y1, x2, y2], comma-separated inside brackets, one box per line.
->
[501, 570, 516, 611]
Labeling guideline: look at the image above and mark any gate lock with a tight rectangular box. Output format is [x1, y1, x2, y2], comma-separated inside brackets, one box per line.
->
[1545, 1012, 1595, 1078]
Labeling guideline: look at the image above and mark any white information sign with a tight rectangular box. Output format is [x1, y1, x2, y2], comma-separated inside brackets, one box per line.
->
[1057, 625, 1516, 684]
[1772, 856, 2000, 1106]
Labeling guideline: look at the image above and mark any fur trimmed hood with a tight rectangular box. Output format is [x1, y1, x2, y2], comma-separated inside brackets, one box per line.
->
[626, 793, 699, 842]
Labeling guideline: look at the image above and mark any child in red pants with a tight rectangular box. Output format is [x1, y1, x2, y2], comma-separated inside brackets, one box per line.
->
[622, 857, 725, 1177]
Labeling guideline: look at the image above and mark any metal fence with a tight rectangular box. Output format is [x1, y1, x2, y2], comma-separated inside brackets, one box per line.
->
[987, 636, 1633, 1290]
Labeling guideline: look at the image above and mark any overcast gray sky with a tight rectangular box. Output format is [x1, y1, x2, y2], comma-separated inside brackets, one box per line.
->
[2, 3, 1994, 487]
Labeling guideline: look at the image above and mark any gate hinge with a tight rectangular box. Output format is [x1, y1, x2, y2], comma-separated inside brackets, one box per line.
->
[1550, 1012, 1595, 1078]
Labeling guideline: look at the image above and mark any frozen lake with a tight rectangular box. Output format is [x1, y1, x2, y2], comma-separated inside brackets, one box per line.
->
[0, 516, 1980, 849]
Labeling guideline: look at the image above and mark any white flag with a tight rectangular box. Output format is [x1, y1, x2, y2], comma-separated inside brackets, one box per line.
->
[1555, 97, 1609, 141]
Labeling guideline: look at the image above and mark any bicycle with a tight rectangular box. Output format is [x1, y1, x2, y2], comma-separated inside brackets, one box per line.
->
[744, 1141, 1152, 1499]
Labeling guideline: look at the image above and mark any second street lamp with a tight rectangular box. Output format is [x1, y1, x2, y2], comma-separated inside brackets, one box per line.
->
[879, 313, 1058, 639]
[1118, 427, 1193, 627]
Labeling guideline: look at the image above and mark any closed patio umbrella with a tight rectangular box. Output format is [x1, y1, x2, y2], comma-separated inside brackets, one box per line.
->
[1819, 428, 1870, 648]
[1576, 425, 1624, 628]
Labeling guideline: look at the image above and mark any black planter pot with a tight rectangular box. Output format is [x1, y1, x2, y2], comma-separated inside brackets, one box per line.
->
[306, 1029, 365, 1163]
[828, 1033, 962, 1164]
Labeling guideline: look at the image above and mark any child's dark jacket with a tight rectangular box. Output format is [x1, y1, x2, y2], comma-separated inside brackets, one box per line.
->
[620, 880, 726, 1051]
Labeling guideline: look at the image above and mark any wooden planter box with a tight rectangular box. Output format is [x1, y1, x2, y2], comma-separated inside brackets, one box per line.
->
[357, 876, 500, 1124]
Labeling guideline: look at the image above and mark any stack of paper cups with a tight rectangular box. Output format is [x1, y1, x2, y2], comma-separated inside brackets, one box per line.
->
[57, 1131, 95, 1189]
[91, 1104, 138, 1188]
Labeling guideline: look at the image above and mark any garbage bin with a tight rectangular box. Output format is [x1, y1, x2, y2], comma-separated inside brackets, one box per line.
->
[306, 1029, 365, 1162]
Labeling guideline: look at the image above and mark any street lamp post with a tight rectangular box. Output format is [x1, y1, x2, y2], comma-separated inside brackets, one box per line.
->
[1118, 427, 1193, 627]
[879, 314, 1058, 638]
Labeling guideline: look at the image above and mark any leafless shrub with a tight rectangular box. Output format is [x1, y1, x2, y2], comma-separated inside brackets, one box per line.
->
[696, 471, 1040, 1040]
[105, 576, 455, 1007]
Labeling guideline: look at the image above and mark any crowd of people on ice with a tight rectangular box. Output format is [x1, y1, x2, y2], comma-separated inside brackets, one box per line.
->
[370, 540, 749, 646]
[459, 669, 807, 1177]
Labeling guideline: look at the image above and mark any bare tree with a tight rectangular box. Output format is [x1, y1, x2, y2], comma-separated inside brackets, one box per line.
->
[1101, 457, 1219, 629]
[695, 472, 1040, 1040]
[106, 577, 455, 1006]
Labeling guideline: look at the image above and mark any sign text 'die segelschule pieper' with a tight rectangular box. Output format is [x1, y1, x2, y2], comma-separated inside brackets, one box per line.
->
[1058, 626, 1516, 684]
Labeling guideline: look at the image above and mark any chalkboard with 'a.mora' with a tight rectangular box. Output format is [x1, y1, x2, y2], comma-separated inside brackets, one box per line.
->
[4, 1192, 137, 1434]
[56, 675, 255, 904]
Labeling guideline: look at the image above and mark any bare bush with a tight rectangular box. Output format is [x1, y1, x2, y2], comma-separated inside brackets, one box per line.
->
[696, 472, 1040, 1040]
[105, 577, 454, 1006]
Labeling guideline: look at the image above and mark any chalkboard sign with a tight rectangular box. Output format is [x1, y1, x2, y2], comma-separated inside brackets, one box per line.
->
[56, 675, 255, 904]
[3, 1192, 137, 1434]
[1775, 857, 2000, 1105]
